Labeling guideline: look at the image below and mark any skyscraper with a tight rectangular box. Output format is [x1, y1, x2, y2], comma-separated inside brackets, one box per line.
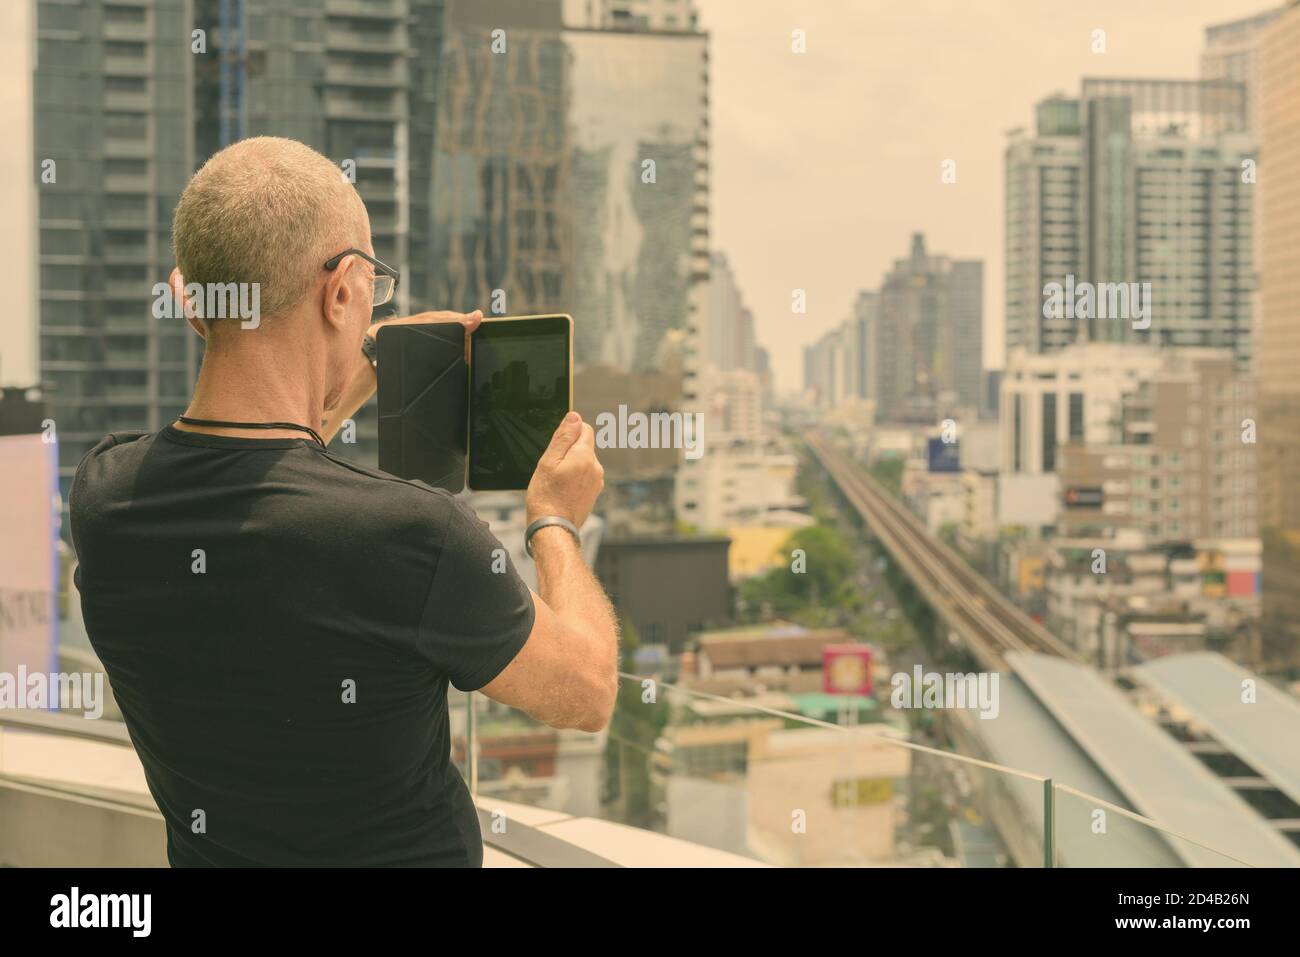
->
[1005, 79, 1256, 369]
[36, 0, 197, 505]
[197, 0, 441, 465]
[1201, 6, 1286, 135]
[1005, 95, 1082, 357]
[430, 0, 708, 376]
[1257, 0, 1300, 670]
[703, 251, 762, 375]
[873, 233, 982, 422]
[564, 18, 709, 372]
[430, 0, 572, 322]
[35, 0, 444, 490]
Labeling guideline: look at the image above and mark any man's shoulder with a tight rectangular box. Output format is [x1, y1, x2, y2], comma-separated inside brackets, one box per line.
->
[312, 448, 469, 528]
[71, 430, 155, 492]
[84, 430, 153, 459]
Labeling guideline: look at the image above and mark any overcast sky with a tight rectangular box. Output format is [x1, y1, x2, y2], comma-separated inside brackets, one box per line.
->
[697, 0, 1272, 394]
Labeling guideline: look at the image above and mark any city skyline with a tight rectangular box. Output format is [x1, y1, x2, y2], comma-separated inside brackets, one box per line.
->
[698, 0, 1272, 393]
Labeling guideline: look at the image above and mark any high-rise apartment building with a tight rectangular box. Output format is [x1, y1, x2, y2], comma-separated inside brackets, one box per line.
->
[198, 0, 440, 465]
[806, 235, 980, 420]
[1055, 349, 1257, 543]
[1257, 0, 1300, 669]
[1005, 96, 1084, 357]
[873, 233, 982, 422]
[1005, 80, 1255, 369]
[1002, 343, 1256, 544]
[1201, 6, 1286, 135]
[563, 0, 699, 31]
[35, 0, 442, 492]
[1002, 344, 1165, 477]
[803, 323, 846, 410]
[851, 290, 877, 407]
[36, 0, 198, 505]
[703, 252, 744, 373]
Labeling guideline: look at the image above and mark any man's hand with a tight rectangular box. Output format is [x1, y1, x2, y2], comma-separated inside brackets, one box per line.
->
[525, 412, 605, 528]
[368, 309, 483, 362]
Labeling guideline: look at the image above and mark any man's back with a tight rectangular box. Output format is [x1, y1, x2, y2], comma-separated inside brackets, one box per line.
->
[70, 425, 535, 866]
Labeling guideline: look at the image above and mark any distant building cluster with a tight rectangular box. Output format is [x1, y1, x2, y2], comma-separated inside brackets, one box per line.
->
[800, 8, 1298, 674]
[803, 232, 984, 424]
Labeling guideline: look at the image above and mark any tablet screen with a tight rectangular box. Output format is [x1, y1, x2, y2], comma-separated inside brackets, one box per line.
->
[468, 315, 572, 491]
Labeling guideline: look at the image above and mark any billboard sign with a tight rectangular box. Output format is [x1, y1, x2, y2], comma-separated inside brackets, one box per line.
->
[823, 643, 872, 696]
[0, 433, 59, 677]
[926, 437, 960, 473]
[1063, 486, 1104, 508]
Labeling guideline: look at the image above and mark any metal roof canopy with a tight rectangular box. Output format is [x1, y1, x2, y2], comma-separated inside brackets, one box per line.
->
[1007, 651, 1300, 868]
[958, 671, 1180, 866]
[1135, 651, 1300, 810]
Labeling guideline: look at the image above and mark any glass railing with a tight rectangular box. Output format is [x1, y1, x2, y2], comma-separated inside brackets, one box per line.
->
[1052, 783, 1255, 868]
[1, 587, 1262, 867]
[458, 673, 1264, 868]
[457, 673, 1055, 866]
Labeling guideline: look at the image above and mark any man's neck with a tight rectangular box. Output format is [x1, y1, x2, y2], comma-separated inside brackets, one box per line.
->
[177, 335, 326, 440]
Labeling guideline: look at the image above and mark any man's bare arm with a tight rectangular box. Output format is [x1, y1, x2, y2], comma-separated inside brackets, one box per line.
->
[481, 531, 619, 732]
[480, 414, 619, 731]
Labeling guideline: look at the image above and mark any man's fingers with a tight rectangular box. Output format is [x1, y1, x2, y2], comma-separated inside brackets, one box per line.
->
[382, 309, 481, 327]
[543, 411, 584, 462]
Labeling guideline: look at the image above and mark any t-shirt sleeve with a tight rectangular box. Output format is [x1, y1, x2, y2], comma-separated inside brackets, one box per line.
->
[417, 499, 536, 692]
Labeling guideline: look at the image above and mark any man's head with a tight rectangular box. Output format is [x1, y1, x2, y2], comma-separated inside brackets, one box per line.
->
[171, 136, 377, 403]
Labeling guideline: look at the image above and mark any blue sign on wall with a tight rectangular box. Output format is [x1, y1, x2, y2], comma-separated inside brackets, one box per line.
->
[927, 437, 960, 473]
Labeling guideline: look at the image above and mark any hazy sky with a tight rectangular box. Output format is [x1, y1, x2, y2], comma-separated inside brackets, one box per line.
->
[697, 0, 1271, 393]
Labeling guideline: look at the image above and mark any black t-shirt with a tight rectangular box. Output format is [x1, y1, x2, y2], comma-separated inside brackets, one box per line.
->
[69, 425, 535, 867]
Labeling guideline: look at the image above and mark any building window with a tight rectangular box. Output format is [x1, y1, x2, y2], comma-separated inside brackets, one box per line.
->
[1041, 392, 1057, 472]
[1068, 392, 1084, 442]
[1013, 394, 1022, 472]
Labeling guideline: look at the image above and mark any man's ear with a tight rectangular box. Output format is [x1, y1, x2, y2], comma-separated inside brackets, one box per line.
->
[171, 268, 206, 340]
[321, 256, 358, 331]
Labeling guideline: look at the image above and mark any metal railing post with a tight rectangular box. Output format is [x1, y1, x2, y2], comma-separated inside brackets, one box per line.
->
[1043, 777, 1055, 868]
[466, 690, 478, 796]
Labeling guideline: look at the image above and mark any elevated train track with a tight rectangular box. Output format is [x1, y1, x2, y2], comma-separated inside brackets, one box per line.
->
[806, 433, 1081, 670]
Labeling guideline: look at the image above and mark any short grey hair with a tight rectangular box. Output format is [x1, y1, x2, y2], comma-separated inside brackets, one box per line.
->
[172, 136, 367, 323]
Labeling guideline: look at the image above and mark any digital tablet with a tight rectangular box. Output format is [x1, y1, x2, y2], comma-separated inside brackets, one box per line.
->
[467, 314, 573, 491]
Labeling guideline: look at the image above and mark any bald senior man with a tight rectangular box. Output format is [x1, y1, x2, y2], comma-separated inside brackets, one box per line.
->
[69, 137, 618, 867]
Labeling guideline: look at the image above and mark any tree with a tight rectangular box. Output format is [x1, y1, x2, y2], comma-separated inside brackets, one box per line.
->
[739, 523, 861, 625]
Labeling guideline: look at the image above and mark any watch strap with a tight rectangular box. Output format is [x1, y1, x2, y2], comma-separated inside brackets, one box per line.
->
[525, 515, 581, 558]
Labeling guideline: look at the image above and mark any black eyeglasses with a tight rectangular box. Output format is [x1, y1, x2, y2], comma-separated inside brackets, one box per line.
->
[324, 248, 400, 307]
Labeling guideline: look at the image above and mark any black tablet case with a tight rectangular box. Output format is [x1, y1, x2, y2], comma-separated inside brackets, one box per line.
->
[376, 323, 468, 492]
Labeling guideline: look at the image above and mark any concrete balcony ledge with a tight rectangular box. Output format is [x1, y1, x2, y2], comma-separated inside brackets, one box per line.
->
[478, 799, 766, 868]
[0, 711, 761, 868]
